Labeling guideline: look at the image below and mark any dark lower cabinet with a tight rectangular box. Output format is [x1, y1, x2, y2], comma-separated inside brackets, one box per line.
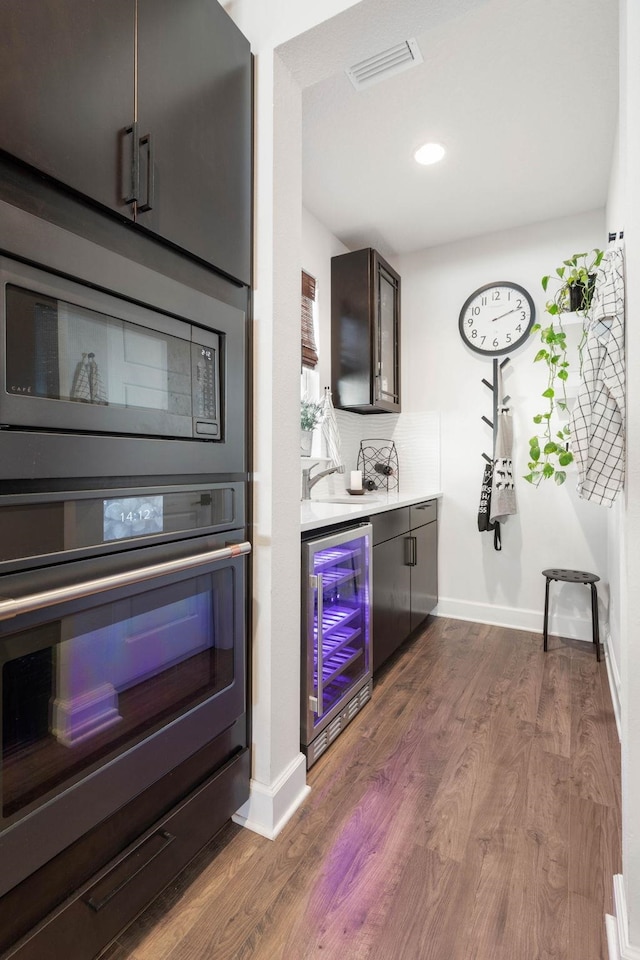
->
[1, 741, 249, 960]
[371, 531, 411, 671]
[0, 0, 252, 285]
[409, 503, 439, 632]
[372, 501, 438, 672]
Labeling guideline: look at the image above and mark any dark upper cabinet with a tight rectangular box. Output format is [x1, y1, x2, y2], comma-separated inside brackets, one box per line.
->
[136, 0, 252, 285]
[331, 248, 401, 414]
[0, 0, 252, 286]
[0, 0, 134, 213]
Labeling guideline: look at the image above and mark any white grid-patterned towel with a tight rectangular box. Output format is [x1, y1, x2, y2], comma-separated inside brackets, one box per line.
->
[569, 244, 625, 506]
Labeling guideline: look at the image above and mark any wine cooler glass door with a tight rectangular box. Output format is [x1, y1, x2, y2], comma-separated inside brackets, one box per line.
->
[302, 524, 372, 747]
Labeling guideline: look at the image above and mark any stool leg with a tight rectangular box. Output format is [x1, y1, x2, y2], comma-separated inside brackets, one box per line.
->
[543, 577, 550, 652]
[590, 582, 601, 662]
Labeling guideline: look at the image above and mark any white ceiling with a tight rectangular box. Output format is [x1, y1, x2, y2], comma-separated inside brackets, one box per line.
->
[279, 0, 619, 260]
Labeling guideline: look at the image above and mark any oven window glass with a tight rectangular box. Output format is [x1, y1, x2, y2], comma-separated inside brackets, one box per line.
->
[1, 569, 236, 817]
[5, 285, 193, 415]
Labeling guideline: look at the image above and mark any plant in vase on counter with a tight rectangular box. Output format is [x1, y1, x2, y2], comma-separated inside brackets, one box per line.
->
[300, 398, 324, 457]
[525, 248, 603, 487]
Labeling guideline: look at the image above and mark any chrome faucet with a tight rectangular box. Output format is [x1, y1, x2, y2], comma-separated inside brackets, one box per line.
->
[301, 462, 344, 500]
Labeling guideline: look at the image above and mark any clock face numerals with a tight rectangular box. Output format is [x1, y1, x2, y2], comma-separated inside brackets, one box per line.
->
[459, 282, 535, 356]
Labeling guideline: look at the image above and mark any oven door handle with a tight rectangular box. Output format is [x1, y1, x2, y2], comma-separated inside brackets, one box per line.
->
[0, 541, 251, 623]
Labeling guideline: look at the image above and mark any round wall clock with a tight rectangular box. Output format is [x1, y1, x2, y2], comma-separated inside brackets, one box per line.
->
[458, 281, 535, 356]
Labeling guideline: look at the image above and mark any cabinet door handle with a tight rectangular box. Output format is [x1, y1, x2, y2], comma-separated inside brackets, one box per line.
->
[404, 536, 417, 566]
[316, 572, 324, 715]
[137, 132, 155, 213]
[122, 121, 139, 205]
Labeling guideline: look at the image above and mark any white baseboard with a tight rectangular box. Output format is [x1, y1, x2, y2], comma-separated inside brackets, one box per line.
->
[608, 913, 622, 960]
[434, 596, 597, 644]
[607, 875, 640, 960]
[232, 752, 310, 840]
[605, 631, 623, 742]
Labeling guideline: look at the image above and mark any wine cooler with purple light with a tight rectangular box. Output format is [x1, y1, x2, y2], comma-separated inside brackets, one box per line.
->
[301, 523, 373, 768]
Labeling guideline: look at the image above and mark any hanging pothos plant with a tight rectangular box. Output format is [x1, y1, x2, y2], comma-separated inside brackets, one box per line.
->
[524, 249, 603, 487]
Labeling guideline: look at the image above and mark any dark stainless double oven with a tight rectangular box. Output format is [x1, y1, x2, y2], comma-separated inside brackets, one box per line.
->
[0, 215, 250, 959]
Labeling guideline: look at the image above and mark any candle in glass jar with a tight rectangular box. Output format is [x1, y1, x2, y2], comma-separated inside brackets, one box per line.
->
[350, 470, 362, 490]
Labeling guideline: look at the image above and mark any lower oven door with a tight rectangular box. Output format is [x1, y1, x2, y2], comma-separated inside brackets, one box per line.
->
[0, 533, 249, 898]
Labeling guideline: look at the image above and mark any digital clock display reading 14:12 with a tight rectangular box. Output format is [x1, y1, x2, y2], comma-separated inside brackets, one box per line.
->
[458, 281, 535, 357]
[103, 496, 164, 542]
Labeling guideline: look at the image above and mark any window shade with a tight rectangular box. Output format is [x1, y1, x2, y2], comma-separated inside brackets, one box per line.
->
[301, 270, 318, 368]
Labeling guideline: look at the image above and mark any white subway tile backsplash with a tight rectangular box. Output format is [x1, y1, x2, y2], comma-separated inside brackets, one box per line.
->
[302, 409, 440, 500]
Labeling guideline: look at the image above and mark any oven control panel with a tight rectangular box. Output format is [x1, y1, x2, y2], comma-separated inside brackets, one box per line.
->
[0, 482, 245, 572]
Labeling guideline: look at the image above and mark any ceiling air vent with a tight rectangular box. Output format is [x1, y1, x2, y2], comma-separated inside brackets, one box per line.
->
[346, 38, 423, 91]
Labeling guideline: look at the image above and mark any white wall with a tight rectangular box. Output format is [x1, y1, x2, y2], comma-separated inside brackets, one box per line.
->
[606, 120, 624, 729]
[301, 206, 349, 396]
[300, 207, 348, 461]
[301, 210, 441, 497]
[221, 0, 363, 50]
[614, 0, 640, 951]
[398, 211, 610, 640]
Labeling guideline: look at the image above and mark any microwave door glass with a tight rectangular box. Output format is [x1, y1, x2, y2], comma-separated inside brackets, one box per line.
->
[6, 285, 192, 415]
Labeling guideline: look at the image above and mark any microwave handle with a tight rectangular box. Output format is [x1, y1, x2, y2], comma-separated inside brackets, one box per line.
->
[0, 541, 251, 623]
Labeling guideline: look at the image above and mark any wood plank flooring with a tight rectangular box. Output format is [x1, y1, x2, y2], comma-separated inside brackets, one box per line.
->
[103, 617, 621, 960]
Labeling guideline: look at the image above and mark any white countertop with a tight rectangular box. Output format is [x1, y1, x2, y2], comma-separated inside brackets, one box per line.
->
[301, 488, 442, 532]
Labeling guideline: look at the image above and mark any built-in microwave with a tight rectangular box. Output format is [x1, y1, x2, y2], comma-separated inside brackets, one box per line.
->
[0, 254, 247, 482]
[2, 257, 222, 440]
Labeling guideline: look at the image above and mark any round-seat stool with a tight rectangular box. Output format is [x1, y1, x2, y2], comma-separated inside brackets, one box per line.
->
[542, 568, 601, 661]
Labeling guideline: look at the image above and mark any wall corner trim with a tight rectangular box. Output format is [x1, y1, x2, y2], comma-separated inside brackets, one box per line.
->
[605, 630, 623, 742]
[232, 752, 310, 839]
[607, 875, 640, 960]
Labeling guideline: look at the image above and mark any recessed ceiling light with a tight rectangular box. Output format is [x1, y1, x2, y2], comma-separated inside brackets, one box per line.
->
[414, 142, 446, 166]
